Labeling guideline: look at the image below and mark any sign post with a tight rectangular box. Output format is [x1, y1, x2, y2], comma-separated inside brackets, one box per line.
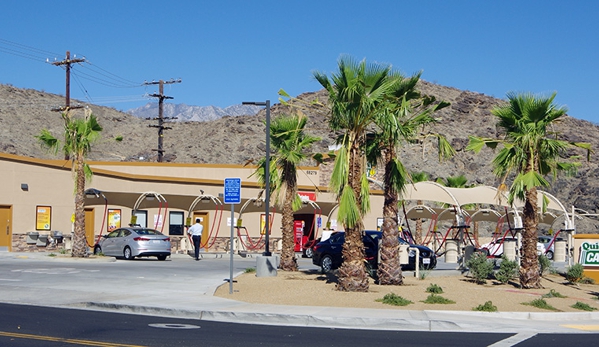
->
[224, 178, 241, 294]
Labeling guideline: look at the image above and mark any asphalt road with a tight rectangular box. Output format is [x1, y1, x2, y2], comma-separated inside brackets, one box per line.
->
[0, 302, 513, 347]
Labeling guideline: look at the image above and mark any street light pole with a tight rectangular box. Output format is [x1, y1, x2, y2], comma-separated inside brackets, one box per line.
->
[242, 100, 271, 256]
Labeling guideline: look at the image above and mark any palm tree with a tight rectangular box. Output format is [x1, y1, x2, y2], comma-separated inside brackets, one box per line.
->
[367, 74, 452, 285]
[252, 112, 320, 271]
[313, 56, 396, 292]
[467, 92, 590, 288]
[36, 109, 103, 257]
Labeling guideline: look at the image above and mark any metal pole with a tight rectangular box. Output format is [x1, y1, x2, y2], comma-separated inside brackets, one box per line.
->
[229, 203, 234, 294]
[264, 100, 271, 256]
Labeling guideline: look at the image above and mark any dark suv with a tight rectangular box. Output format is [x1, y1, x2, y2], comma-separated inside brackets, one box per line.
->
[312, 230, 436, 273]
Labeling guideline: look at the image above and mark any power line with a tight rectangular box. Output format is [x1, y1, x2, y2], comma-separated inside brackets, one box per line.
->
[0, 38, 61, 61]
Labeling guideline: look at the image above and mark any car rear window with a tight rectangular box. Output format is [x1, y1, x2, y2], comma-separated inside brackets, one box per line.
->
[136, 229, 162, 235]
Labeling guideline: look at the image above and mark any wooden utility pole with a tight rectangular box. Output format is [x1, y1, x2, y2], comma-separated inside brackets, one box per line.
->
[51, 50, 86, 159]
[143, 79, 181, 162]
[51, 50, 85, 111]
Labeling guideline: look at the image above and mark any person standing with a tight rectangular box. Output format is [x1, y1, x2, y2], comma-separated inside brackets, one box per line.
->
[187, 218, 204, 260]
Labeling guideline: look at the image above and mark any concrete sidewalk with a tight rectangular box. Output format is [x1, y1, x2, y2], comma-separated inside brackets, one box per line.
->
[0, 251, 597, 334]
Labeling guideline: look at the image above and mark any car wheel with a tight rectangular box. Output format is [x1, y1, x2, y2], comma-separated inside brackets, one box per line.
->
[157, 255, 167, 261]
[93, 245, 102, 255]
[321, 255, 333, 273]
[123, 246, 134, 260]
[304, 247, 314, 258]
[546, 250, 554, 260]
[481, 248, 490, 257]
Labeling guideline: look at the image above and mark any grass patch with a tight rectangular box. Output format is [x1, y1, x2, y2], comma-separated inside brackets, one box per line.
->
[376, 293, 413, 306]
[571, 302, 597, 311]
[421, 294, 455, 304]
[426, 283, 444, 294]
[244, 267, 256, 273]
[48, 253, 56, 257]
[522, 298, 559, 311]
[542, 289, 567, 299]
[418, 268, 431, 280]
[473, 301, 498, 312]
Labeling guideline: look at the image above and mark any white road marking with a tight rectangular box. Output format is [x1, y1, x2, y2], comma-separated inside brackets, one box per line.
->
[487, 332, 537, 347]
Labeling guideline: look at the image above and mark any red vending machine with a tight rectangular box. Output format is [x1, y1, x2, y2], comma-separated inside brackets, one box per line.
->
[294, 220, 305, 252]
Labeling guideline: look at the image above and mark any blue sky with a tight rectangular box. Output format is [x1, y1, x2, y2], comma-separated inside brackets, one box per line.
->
[1, 1, 597, 122]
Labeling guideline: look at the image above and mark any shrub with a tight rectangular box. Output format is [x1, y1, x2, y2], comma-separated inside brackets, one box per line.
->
[244, 267, 256, 273]
[426, 283, 444, 294]
[422, 294, 455, 304]
[376, 293, 413, 306]
[542, 289, 566, 299]
[473, 301, 498, 312]
[566, 264, 585, 284]
[466, 251, 494, 284]
[522, 298, 559, 311]
[494, 255, 518, 284]
[580, 277, 596, 285]
[571, 302, 597, 311]
[538, 254, 553, 276]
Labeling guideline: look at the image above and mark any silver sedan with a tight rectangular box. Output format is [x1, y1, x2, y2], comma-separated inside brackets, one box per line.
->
[94, 227, 171, 260]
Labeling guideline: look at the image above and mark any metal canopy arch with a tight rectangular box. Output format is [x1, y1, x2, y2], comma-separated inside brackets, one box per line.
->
[187, 194, 223, 220]
[132, 191, 168, 231]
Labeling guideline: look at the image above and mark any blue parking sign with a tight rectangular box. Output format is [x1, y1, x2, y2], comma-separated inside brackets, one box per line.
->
[224, 178, 241, 204]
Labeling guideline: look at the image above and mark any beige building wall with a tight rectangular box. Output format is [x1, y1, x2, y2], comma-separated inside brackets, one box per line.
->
[0, 153, 386, 253]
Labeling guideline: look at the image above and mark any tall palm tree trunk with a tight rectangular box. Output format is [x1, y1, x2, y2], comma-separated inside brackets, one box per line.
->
[280, 184, 298, 271]
[378, 151, 402, 285]
[520, 187, 541, 288]
[72, 154, 87, 257]
[337, 143, 369, 292]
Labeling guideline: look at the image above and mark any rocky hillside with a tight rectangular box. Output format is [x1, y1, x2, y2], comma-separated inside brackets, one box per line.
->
[1, 82, 598, 230]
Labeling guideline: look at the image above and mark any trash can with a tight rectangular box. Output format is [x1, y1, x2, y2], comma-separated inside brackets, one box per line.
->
[52, 231, 64, 244]
[554, 240, 566, 262]
[26, 232, 39, 244]
[503, 240, 516, 261]
[445, 239, 458, 263]
[399, 244, 410, 265]
[464, 245, 476, 263]
[36, 234, 49, 247]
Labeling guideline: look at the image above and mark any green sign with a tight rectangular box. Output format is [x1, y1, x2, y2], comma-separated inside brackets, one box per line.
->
[580, 242, 599, 266]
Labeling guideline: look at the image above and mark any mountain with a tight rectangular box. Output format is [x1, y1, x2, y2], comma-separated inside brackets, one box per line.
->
[127, 102, 262, 122]
[1, 82, 598, 231]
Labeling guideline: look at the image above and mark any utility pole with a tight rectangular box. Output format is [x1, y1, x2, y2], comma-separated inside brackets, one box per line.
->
[143, 79, 182, 162]
[51, 50, 86, 160]
[51, 50, 85, 111]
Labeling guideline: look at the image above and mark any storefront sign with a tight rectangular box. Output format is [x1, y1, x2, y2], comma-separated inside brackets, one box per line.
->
[580, 241, 599, 266]
[298, 191, 316, 202]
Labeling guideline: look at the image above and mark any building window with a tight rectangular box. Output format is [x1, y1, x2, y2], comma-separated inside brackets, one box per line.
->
[169, 211, 184, 235]
[132, 210, 147, 228]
